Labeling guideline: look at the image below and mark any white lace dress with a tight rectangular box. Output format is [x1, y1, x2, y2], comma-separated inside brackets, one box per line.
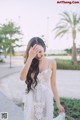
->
[23, 68, 65, 120]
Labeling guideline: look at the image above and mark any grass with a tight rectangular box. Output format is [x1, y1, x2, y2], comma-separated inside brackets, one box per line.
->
[56, 59, 80, 70]
[54, 97, 80, 120]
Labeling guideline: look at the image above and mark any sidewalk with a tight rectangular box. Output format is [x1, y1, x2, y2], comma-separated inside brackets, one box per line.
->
[0, 92, 24, 120]
[56, 70, 80, 99]
[0, 63, 23, 79]
[0, 56, 24, 79]
[0, 58, 24, 120]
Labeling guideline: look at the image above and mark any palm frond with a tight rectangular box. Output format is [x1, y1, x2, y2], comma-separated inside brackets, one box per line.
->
[55, 29, 68, 38]
[53, 11, 80, 43]
[54, 25, 66, 30]
[60, 11, 72, 25]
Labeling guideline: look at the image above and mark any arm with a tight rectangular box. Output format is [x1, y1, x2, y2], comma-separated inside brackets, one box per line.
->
[51, 60, 65, 113]
[20, 57, 32, 80]
[51, 60, 60, 107]
[20, 44, 40, 81]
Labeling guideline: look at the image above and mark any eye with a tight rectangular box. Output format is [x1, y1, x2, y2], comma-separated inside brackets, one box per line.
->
[39, 50, 42, 53]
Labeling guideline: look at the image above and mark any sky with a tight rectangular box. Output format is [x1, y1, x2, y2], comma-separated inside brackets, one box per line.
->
[0, 0, 80, 51]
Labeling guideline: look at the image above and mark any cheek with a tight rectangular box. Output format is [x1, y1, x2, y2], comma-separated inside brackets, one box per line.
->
[41, 51, 44, 56]
[37, 53, 43, 58]
[39, 53, 44, 58]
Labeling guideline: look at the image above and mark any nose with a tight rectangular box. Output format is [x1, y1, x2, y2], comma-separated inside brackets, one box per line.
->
[37, 53, 40, 57]
[36, 53, 42, 58]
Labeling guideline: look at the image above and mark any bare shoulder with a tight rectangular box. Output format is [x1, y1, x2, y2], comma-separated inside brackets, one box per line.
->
[46, 58, 56, 70]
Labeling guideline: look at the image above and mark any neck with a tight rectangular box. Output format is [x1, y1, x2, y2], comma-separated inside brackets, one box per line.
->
[39, 56, 46, 63]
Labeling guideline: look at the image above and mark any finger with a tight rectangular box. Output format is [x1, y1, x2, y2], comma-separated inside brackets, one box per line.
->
[61, 108, 64, 113]
[29, 45, 37, 53]
[35, 48, 40, 53]
[33, 46, 40, 52]
[63, 108, 65, 112]
[33, 49, 39, 56]
[36, 49, 40, 54]
[29, 47, 32, 52]
[32, 44, 37, 49]
[59, 109, 63, 113]
[33, 48, 40, 54]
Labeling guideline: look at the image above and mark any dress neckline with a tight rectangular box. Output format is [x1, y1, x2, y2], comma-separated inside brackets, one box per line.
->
[38, 68, 52, 75]
[39, 58, 51, 74]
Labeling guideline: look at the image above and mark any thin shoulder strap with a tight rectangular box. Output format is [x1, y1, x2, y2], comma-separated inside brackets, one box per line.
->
[47, 59, 51, 69]
[48, 59, 55, 69]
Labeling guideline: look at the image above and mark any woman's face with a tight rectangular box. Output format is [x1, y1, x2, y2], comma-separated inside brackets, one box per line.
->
[35, 44, 45, 60]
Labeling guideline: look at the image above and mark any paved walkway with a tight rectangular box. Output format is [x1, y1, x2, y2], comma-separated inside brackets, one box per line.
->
[0, 57, 24, 120]
[0, 92, 24, 120]
[0, 63, 22, 79]
[56, 70, 80, 99]
[0, 56, 23, 79]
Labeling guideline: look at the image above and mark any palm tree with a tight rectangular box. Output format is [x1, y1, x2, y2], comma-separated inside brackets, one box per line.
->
[54, 11, 80, 64]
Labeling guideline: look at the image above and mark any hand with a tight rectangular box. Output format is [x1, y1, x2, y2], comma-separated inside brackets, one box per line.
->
[28, 44, 39, 60]
[57, 104, 65, 113]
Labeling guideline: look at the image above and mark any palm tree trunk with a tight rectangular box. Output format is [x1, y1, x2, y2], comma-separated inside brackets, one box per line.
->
[72, 42, 77, 65]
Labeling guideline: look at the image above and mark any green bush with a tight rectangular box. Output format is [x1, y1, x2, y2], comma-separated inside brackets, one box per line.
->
[56, 59, 80, 70]
[0, 59, 5, 63]
[54, 97, 80, 120]
[45, 53, 67, 56]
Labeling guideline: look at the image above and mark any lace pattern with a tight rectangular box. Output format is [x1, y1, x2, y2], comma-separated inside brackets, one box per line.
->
[34, 102, 45, 120]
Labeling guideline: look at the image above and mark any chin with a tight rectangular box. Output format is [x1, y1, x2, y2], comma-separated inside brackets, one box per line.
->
[38, 56, 43, 60]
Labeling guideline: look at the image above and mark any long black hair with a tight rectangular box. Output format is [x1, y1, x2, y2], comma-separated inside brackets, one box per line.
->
[24, 37, 46, 93]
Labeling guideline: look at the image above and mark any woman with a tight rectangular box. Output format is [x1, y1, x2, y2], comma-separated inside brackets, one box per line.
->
[20, 37, 65, 120]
